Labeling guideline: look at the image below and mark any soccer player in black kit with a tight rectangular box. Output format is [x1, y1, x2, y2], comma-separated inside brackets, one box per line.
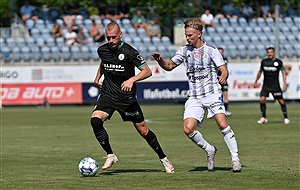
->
[90, 21, 174, 173]
[254, 47, 290, 125]
[218, 47, 231, 116]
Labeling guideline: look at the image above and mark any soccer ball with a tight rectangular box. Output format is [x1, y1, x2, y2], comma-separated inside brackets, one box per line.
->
[78, 157, 99, 177]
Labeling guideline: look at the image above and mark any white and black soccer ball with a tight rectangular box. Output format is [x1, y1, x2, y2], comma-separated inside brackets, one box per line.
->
[78, 157, 99, 177]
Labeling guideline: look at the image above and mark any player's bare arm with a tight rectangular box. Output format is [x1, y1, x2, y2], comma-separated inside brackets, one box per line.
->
[281, 70, 287, 91]
[152, 52, 177, 71]
[254, 69, 262, 88]
[217, 65, 228, 85]
[94, 63, 103, 88]
[121, 64, 152, 92]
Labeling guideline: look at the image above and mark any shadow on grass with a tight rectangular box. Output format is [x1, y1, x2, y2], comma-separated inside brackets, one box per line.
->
[100, 169, 161, 175]
[189, 166, 233, 172]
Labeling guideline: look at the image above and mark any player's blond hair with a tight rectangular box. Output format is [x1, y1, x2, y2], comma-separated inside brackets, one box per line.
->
[184, 18, 203, 31]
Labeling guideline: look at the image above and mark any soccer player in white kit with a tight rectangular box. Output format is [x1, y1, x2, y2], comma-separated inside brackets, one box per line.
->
[152, 18, 241, 172]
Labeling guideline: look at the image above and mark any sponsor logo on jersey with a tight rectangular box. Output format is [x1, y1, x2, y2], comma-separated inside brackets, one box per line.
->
[188, 73, 209, 82]
[103, 63, 125, 71]
[194, 51, 200, 59]
[263, 66, 277, 71]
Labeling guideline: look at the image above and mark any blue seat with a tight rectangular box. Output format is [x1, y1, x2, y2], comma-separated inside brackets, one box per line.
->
[12, 47, 21, 62]
[122, 18, 131, 28]
[137, 27, 147, 38]
[167, 46, 176, 57]
[35, 37, 45, 47]
[157, 45, 167, 58]
[26, 37, 35, 47]
[30, 28, 40, 39]
[89, 46, 99, 61]
[80, 45, 90, 61]
[256, 44, 266, 58]
[237, 44, 247, 59]
[2, 47, 11, 62]
[45, 38, 55, 47]
[220, 18, 229, 28]
[25, 19, 35, 30]
[6, 37, 15, 48]
[70, 46, 80, 61]
[41, 28, 51, 40]
[294, 44, 300, 57]
[50, 46, 60, 62]
[16, 38, 26, 47]
[41, 46, 51, 61]
[161, 36, 172, 46]
[61, 46, 71, 61]
[55, 37, 65, 47]
[35, 20, 45, 31]
[238, 17, 248, 27]
[152, 36, 162, 46]
[283, 44, 295, 58]
[229, 17, 238, 27]
[84, 19, 93, 28]
[248, 44, 257, 59]
[55, 19, 64, 26]
[31, 46, 41, 61]
[266, 17, 274, 27]
[21, 46, 31, 62]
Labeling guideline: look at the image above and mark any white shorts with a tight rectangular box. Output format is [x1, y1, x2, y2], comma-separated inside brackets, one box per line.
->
[184, 93, 226, 127]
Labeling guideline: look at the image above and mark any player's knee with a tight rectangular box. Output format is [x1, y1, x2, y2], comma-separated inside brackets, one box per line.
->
[90, 117, 104, 133]
[183, 125, 194, 135]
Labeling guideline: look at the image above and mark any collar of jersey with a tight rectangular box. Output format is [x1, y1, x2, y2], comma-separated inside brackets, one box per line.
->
[118, 41, 124, 49]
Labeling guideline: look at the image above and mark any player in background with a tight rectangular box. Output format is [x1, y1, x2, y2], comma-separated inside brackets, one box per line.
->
[218, 47, 231, 116]
[152, 18, 242, 172]
[254, 47, 290, 124]
[90, 21, 174, 173]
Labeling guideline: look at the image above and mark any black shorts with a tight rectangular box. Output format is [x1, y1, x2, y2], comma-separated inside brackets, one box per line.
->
[93, 96, 145, 123]
[260, 87, 283, 99]
[221, 83, 228, 92]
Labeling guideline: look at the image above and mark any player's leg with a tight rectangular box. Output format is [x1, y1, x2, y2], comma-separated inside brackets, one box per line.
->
[184, 98, 216, 171]
[214, 113, 241, 172]
[257, 94, 268, 124]
[124, 102, 174, 173]
[206, 93, 241, 172]
[91, 104, 118, 170]
[134, 121, 174, 173]
[222, 84, 231, 116]
[274, 92, 290, 124]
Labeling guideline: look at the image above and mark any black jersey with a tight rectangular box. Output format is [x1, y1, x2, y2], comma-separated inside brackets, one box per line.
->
[260, 57, 284, 89]
[217, 57, 228, 76]
[97, 41, 147, 102]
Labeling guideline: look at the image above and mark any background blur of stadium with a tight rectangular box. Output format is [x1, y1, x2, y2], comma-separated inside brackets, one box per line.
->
[1, 0, 299, 106]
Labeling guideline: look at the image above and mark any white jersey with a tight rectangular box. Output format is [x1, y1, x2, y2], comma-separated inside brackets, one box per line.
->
[171, 42, 225, 98]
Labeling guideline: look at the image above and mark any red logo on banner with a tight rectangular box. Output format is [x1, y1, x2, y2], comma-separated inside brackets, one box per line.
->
[1, 83, 82, 105]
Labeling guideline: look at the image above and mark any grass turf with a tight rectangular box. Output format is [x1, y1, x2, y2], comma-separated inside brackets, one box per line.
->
[1, 102, 299, 190]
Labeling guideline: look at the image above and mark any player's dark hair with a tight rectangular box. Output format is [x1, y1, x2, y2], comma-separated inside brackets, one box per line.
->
[266, 47, 275, 51]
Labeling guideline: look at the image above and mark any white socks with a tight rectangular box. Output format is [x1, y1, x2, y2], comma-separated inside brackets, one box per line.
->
[188, 130, 214, 152]
[222, 126, 239, 161]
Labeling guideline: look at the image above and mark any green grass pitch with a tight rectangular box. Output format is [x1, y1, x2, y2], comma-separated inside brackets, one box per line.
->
[1, 102, 299, 190]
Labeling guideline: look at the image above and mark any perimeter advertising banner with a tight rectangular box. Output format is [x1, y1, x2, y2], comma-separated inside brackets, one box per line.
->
[1, 83, 82, 105]
[1, 63, 299, 105]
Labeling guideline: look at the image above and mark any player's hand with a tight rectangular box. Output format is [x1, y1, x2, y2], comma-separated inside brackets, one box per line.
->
[217, 76, 226, 85]
[94, 81, 102, 89]
[121, 79, 133, 92]
[152, 52, 162, 61]
[253, 82, 259, 88]
[282, 83, 287, 92]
